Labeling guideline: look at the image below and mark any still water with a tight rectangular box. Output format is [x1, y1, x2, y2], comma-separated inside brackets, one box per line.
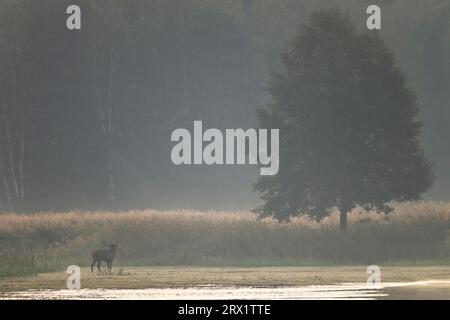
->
[3, 281, 449, 300]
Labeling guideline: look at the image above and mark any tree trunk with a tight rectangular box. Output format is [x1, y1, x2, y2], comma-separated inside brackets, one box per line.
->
[95, 44, 118, 210]
[340, 199, 352, 233]
[340, 210, 348, 233]
[0, 139, 12, 212]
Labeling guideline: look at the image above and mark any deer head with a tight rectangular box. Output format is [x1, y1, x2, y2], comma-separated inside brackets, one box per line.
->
[103, 241, 119, 250]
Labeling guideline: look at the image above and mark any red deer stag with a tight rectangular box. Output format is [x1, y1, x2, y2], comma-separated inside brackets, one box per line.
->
[91, 242, 119, 272]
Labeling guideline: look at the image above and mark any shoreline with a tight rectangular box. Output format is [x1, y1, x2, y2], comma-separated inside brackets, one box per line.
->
[2, 266, 450, 292]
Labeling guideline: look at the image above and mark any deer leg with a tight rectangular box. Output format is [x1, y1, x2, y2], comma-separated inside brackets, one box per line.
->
[91, 260, 96, 272]
[97, 261, 102, 272]
[107, 262, 111, 272]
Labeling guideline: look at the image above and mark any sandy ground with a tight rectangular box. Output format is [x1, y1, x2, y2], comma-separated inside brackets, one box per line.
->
[1, 266, 450, 299]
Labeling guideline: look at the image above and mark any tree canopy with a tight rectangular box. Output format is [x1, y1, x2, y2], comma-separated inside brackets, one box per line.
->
[254, 8, 434, 229]
[0, 1, 446, 214]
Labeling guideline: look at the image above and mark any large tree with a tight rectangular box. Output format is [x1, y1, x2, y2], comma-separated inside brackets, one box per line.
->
[254, 8, 434, 231]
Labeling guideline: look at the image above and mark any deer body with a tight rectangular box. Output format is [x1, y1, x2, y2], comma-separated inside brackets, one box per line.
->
[91, 242, 119, 272]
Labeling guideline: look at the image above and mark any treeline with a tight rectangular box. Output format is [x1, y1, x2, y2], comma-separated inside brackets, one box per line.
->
[0, 0, 260, 212]
[0, 0, 449, 212]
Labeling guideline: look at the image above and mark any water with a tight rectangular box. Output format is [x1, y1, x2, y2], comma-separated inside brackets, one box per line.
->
[1, 280, 449, 300]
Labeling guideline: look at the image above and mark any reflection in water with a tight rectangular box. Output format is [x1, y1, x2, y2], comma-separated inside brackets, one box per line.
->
[2, 281, 450, 300]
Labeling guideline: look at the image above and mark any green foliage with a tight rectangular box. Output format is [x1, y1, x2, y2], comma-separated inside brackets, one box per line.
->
[254, 8, 433, 222]
[0, 0, 255, 212]
[0, 0, 447, 213]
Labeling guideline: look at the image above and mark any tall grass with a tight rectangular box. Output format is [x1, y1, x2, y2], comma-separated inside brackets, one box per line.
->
[1, 202, 450, 277]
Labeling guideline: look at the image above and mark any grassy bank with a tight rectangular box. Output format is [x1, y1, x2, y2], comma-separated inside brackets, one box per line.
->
[0, 202, 450, 278]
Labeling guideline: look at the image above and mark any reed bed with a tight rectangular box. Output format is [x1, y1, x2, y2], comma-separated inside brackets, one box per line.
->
[1, 202, 449, 277]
